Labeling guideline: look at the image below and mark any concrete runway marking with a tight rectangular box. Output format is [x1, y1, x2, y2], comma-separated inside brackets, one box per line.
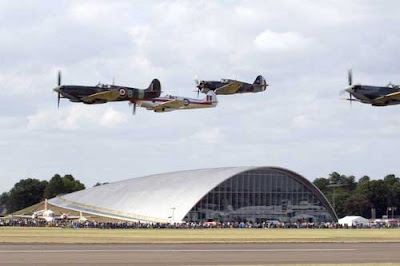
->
[0, 248, 356, 253]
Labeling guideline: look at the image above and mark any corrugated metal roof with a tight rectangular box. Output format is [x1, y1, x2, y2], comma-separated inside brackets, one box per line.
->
[50, 167, 255, 222]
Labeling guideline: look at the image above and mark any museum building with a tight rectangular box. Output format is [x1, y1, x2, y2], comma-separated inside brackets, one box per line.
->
[49, 167, 337, 223]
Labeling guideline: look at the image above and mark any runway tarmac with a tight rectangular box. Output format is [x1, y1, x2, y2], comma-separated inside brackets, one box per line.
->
[0, 242, 399, 265]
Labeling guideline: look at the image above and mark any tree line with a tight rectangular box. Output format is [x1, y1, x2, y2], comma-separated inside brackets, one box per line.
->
[313, 172, 400, 218]
[0, 174, 85, 214]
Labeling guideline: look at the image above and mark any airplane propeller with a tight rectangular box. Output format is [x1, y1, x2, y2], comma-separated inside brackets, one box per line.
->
[57, 70, 62, 108]
[129, 101, 137, 115]
[348, 69, 352, 86]
[194, 76, 201, 98]
[194, 76, 200, 86]
[347, 69, 354, 107]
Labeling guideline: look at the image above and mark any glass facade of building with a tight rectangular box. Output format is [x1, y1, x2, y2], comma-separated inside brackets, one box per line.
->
[184, 169, 335, 223]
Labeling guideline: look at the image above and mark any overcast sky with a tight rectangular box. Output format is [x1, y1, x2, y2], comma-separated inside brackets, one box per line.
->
[1, 0, 400, 191]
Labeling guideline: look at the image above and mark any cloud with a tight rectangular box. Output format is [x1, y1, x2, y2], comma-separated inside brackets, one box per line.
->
[254, 30, 314, 53]
[1, 0, 400, 191]
[99, 107, 128, 127]
[27, 106, 128, 130]
[190, 127, 223, 144]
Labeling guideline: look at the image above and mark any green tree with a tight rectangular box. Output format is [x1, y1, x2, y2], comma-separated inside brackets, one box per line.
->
[358, 176, 370, 184]
[367, 180, 388, 218]
[383, 174, 399, 185]
[313, 178, 330, 194]
[383, 174, 400, 212]
[63, 174, 85, 193]
[327, 189, 351, 218]
[328, 172, 356, 191]
[44, 174, 85, 199]
[344, 193, 370, 217]
[44, 174, 64, 198]
[0, 192, 10, 214]
[0, 175, 86, 214]
[315, 173, 369, 218]
[5, 178, 48, 213]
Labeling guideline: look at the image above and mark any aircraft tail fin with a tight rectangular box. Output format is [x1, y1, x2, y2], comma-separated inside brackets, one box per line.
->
[145, 79, 161, 92]
[79, 211, 87, 222]
[253, 75, 268, 90]
[205, 90, 217, 103]
[253, 75, 264, 84]
[145, 79, 161, 97]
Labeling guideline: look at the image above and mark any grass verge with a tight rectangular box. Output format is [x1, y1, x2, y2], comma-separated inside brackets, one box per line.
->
[1, 228, 400, 244]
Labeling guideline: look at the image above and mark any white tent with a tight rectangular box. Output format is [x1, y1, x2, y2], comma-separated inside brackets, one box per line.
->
[338, 216, 370, 226]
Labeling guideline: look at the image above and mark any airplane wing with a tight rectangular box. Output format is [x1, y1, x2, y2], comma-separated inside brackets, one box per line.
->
[215, 81, 242, 95]
[153, 99, 186, 111]
[54, 216, 81, 220]
[81, 90, 120, 103]
[372, 91, 400, 105]
[10, 214, 33, 219]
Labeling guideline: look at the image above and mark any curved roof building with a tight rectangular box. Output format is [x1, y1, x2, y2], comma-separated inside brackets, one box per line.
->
[49, 167, 337, 223]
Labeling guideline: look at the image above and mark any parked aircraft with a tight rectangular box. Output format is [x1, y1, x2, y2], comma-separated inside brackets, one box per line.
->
[343, 69, 400, 106]
[12, 199, 84, 222]
[132, 91, 217, 113]
[53, 71, 161, 113]
[195, 75, 268, 95]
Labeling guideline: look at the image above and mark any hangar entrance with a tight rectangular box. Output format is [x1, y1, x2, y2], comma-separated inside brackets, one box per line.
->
[183, 169, 335, 223]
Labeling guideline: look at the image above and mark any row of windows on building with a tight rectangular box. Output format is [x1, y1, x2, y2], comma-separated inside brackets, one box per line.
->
[184, 170, 334, 223]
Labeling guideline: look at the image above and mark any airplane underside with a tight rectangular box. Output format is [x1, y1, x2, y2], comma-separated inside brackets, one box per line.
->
[82, 99, 107, 104]
[153, 104, 215, 113]
[154, 108, 174, 113]
[371, 101, 400, 106]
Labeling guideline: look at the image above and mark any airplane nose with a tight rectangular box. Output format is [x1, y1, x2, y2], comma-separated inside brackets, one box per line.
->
[53, 85, 63, 92]
[345, 86, 353, 93]
[53, 86, 64, 108]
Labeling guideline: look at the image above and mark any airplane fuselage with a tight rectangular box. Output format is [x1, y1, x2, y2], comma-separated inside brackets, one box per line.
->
[55, 84, 160, 104]
[199, 80, 266, 94]
[347, 85, 400, 106]
[136, 95, 217, 112]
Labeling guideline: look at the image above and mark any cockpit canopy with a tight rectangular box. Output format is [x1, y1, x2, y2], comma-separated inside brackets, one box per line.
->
[96, 83, 112, 89]
[387, 83, 399, 89]
[221, 79, 235, 83]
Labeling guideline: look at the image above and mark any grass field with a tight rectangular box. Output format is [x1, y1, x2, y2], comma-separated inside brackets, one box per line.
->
[1, 227, 400, 243]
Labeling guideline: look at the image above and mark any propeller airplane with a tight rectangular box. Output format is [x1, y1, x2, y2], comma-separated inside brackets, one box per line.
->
[343, 69, 400, 106]
[11, 199, 86, 223]
[194, 75, 268, 96]
[132, 91, 217, 113]
[53, 71, 161, 113]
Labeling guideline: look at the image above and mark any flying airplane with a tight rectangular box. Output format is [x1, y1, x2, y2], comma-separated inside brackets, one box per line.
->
[53, 71, 161, 113]
[11, 199, 84, 223]
[195, 75, 268, 95]
[132, 91, 217, 113]
[343, 69, 400, 106]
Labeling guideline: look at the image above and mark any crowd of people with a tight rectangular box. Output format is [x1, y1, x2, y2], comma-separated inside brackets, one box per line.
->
[1, 218, 400, 229]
